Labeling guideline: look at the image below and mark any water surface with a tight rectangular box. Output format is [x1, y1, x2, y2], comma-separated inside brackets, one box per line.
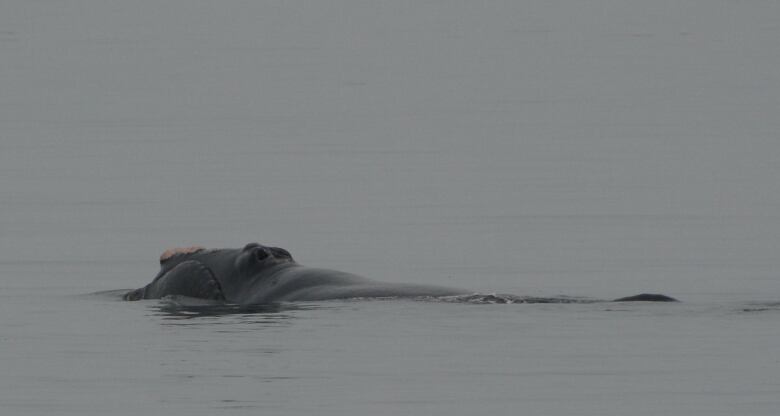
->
[1, 0, 779, 414]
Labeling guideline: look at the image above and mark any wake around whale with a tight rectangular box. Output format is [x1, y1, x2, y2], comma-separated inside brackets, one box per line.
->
[123, 243, 677, 304]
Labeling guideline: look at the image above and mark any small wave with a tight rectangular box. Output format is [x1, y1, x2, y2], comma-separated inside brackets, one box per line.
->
[741, 302, 780, 313]
[81, 289, 135, 299]
[429, 293, 596, 305]
[155, 295, 292, 318]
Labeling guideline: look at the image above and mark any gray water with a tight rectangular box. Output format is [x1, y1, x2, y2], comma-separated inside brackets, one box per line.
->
[2, 0, 779, 414]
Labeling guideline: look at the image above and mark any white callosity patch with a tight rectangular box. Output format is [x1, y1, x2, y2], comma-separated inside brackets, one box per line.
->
[159, 246, 206, 262]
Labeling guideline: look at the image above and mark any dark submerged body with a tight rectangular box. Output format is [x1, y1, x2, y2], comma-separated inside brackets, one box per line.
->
[124, 243, 677, 304]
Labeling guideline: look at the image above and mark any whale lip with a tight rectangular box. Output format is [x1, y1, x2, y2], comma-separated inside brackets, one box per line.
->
[124, 259, 226, 301]
[189, 261, 226, 300]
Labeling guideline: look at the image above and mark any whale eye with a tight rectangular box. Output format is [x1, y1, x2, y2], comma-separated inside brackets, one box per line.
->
[255, 248, 269, 261]
[269, 247, 291, 259]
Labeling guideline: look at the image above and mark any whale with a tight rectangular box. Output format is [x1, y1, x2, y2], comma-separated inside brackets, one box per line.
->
[123, 243, 677, 304]
[124, 243, 467, 303]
